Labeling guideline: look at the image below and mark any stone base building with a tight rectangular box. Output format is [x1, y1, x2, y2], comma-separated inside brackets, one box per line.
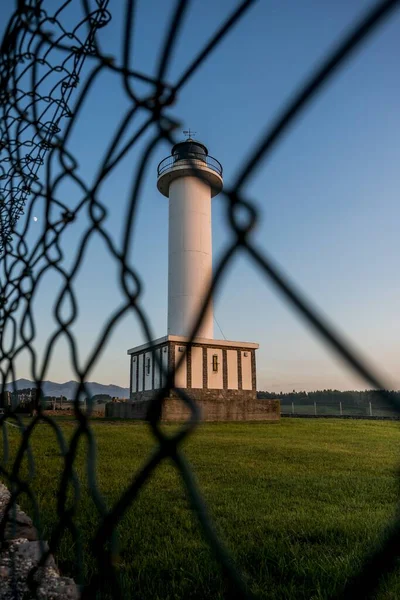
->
[105, 335, 280, 421]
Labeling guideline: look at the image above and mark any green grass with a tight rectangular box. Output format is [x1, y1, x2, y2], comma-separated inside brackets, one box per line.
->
[2, 418, 400, 599]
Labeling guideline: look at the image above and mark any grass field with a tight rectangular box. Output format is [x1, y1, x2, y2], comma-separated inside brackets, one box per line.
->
[3, 418, 400, 599]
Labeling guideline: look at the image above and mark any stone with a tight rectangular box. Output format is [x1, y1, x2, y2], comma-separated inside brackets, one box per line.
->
[14, 541, 56, 569]
[4, 512, 37, 541]
[107, 395, 280, 422]
[0, 565, 10, 578]
[37, 576, 79, 599]
[0, 483, 79, 598]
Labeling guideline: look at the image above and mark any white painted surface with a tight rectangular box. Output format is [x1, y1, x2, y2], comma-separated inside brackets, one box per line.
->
[191, 346, 203, 389]
[131, 357, 137, 393]
[144, 352, 152, 391]
[168, 176, 214, 339]
[161, 345, 168, 387]
[227, 350, 238, 390]
[241, 351, 252, 390]
[154, 349, 161, 389]
[174, 345, 187, 388]
[207, 348, 223, 389]
[138, 353, 144, 392]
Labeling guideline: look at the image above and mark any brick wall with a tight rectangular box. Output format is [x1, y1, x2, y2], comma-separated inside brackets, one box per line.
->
[130, 390, 160, 402]
[105, 401, 149, 419]
[162, 398, 279, 421]
[106, 397, 280, 422]
[169, 388, 257, 401]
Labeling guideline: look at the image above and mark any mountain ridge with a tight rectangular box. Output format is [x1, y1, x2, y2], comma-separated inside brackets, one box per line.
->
[5, 379, 129, 400]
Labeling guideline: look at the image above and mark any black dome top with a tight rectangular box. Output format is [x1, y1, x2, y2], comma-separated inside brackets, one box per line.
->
[171, 139, 208, 159]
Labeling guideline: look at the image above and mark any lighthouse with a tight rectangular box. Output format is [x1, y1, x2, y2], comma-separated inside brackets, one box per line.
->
[121, 134, 279, 422]
[157, 136, 222, 339]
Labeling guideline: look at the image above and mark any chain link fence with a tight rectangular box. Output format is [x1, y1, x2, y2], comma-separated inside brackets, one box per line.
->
[0, 0, 399, 598]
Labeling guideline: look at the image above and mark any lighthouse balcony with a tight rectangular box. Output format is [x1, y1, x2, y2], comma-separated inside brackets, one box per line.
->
[157, 152, 223, 197]
[157, 152, 222, 178]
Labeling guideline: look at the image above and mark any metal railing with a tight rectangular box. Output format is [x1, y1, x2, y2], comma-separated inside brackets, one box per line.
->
[280, 401, 398, 419]
[157, 152, 223, 178]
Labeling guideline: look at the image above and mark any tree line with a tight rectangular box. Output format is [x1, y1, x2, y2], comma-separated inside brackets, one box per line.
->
[257, 389, 400, 406]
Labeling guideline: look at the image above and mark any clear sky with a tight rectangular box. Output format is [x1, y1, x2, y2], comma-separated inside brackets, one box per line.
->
[2, 0, 400, 392]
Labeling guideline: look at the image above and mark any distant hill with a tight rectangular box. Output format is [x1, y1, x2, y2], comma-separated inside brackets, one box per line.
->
[5, 379, 129, 400]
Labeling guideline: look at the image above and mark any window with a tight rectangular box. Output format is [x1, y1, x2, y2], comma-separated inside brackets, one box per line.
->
[146, 357, 151, 375]
[212, 354, 219, 372]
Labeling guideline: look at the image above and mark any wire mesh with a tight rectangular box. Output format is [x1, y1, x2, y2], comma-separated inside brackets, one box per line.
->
[0, 0, 399, 598]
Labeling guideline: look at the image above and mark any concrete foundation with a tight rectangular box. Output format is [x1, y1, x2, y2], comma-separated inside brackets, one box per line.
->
[105, 396, 280, 422]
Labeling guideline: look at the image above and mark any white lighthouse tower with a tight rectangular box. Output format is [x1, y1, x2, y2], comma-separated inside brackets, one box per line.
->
[157, 136, 222, 340]
[122, 134, 279, 422]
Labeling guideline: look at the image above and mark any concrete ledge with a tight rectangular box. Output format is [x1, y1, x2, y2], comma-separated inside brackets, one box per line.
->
[127, 335, 259, 355]
[130, 389, 257, 403]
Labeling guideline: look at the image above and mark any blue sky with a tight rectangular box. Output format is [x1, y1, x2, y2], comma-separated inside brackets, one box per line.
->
[2, 0, 400, 391]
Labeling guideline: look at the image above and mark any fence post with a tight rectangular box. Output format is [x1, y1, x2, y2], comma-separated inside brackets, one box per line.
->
[291, 401, 294, 415]
[314, 401, 317, 416]
[369, 401, 372, 417]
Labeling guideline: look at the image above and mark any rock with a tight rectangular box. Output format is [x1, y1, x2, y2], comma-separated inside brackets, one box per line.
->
[14, 541, 56, 569]
[0, 564, 10, 577]
[0, 483, 79, 598]
[37, 576, 79, 599]
[4, 512, 37, 541]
